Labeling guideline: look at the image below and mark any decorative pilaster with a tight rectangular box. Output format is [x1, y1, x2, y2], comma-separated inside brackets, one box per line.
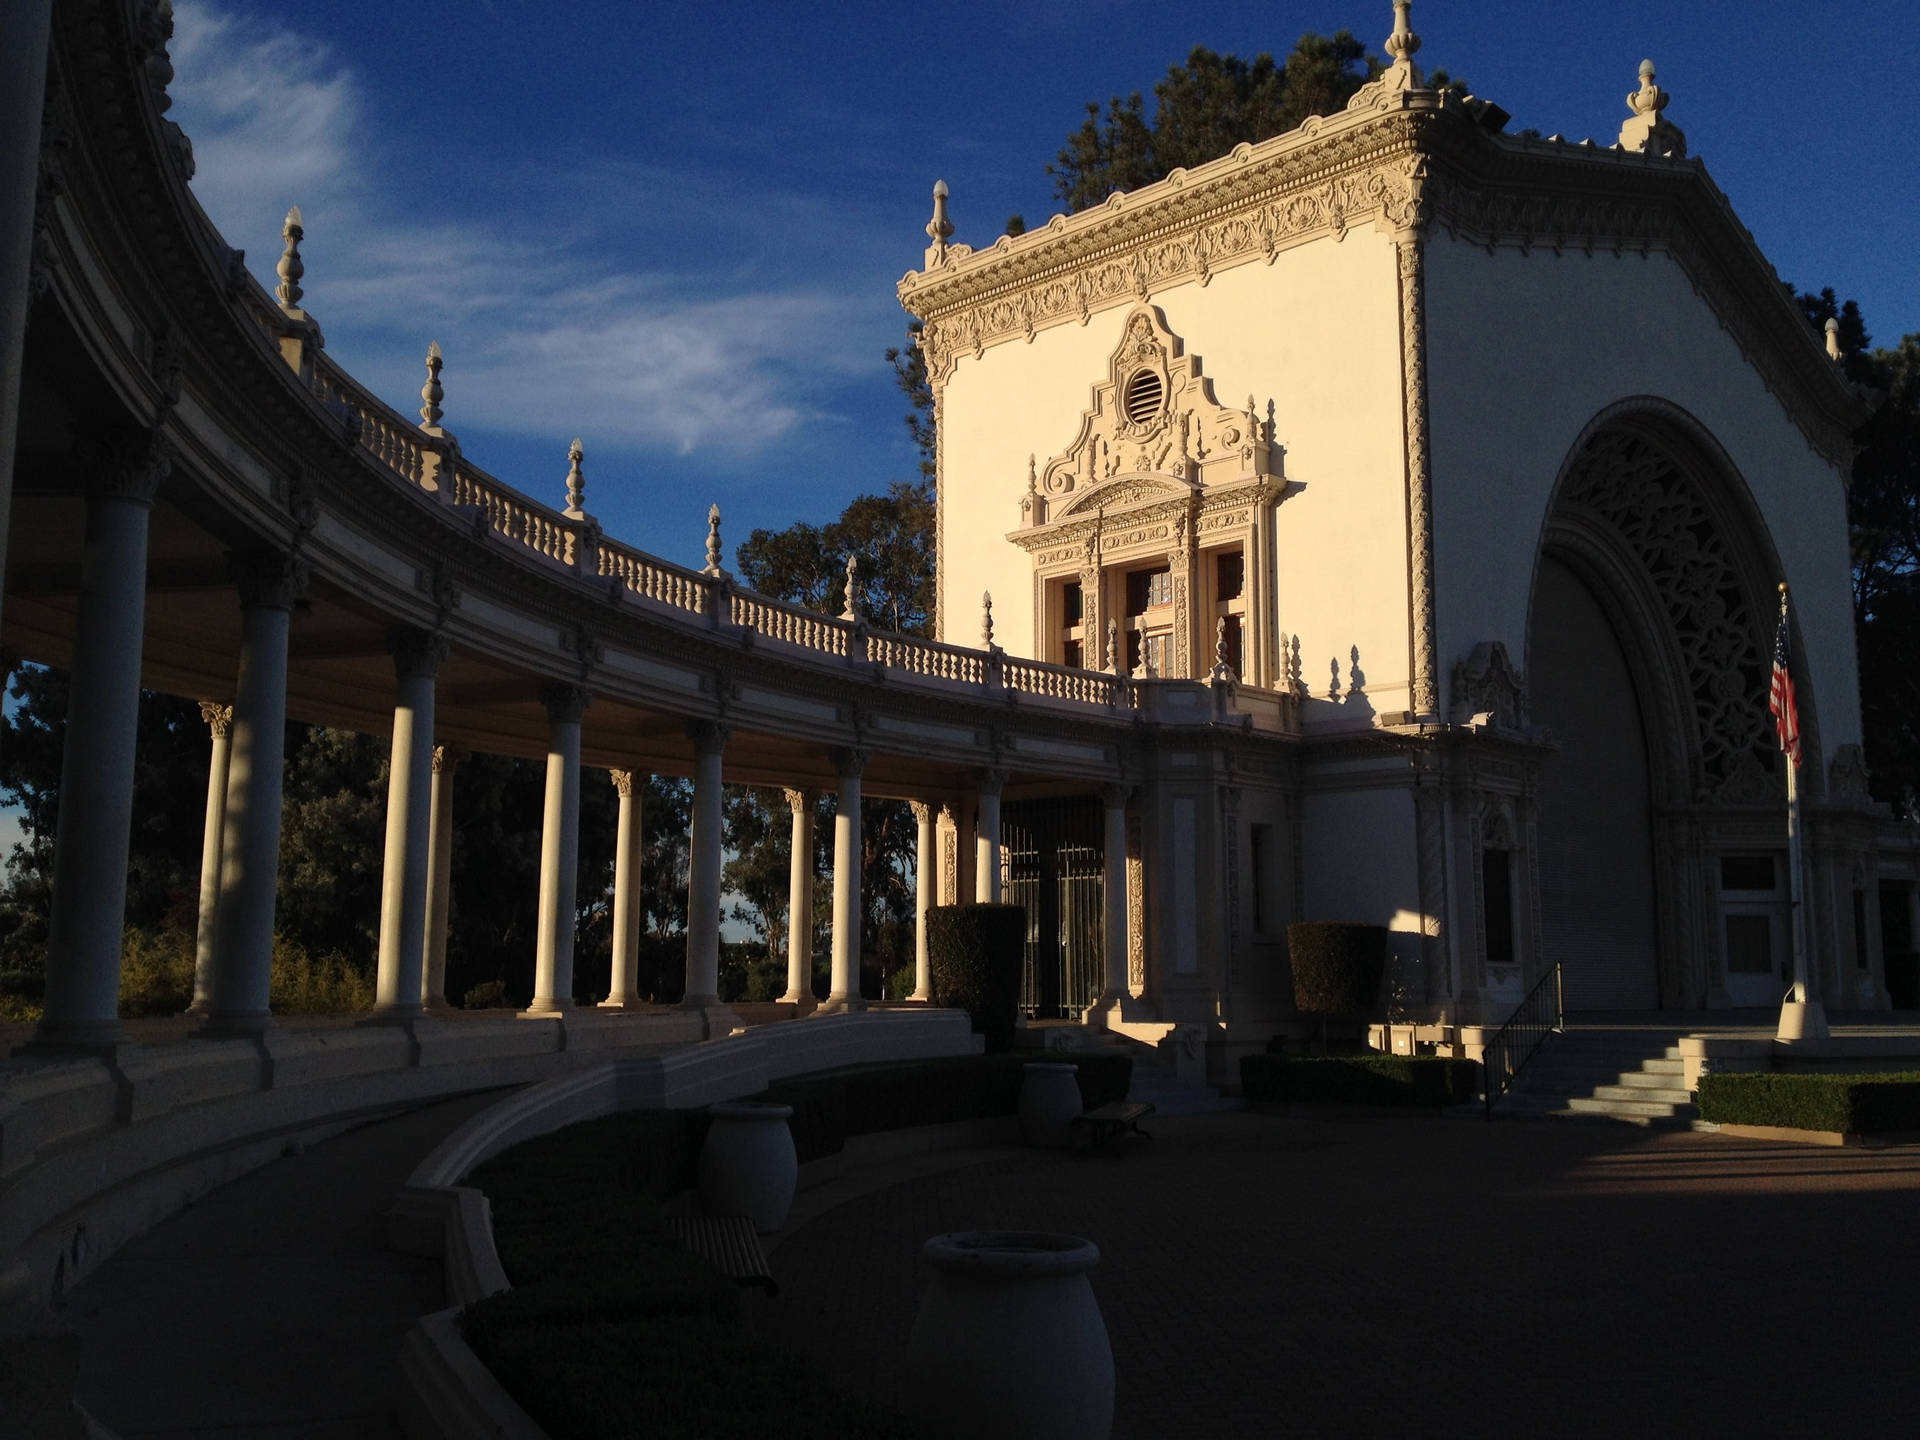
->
[681, 720, 731, 1018]
[1092, 784, 1132, 1023]
[780, 788, 817, 1007]
[525, 683, 591, 1015]
[602, 768, 646, 1008]
[1396, 233, 1439, 718]
[911, 801, 935, 1001]
[1169, 508, 1195, 677]
[30, 441, 168, 1049]
[421, 744, 460, 1007]
[200, 550, 306, 1037]
[187, 701, 234, 1014]
[822, 747, 869, 1013]
[370, 627, 449, 1021]
[975, 768, 1006, 904]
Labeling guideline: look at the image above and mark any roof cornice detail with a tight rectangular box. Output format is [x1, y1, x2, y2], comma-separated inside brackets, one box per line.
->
[899, 96, 1865, 468]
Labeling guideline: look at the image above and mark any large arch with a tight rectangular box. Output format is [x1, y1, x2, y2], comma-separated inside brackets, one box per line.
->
[1525, 398, 1809, 1010]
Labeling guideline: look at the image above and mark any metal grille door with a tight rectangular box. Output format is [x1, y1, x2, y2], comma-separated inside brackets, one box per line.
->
[1004, 798, 1105, 1018]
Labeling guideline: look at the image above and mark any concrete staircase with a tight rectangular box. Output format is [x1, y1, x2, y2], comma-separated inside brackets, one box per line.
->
[1494, 1027, 1699, 1127]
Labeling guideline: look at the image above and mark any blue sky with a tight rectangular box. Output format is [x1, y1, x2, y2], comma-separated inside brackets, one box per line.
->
[166, 0, 1919, 566]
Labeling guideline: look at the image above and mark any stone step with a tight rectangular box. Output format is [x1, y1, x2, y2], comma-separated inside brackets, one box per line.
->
[1610, 1066, 1686, 1088]
[1589, 1082, 1693, 1105]
[1563, 1094, 1697, 1120]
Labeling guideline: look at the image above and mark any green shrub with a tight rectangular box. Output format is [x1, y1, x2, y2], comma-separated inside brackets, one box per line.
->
[884, 961, 917, 1003]
[1287, 922, 1387, 1018]
[461, 977, 512, 1009]
[1696, 1071, 1920, 1133]
[269, 938, 374, 1013]
[926, 904, 1026, 1049]
[118, 927, 194, 1016]
[1240, 1053, 1479, 1108]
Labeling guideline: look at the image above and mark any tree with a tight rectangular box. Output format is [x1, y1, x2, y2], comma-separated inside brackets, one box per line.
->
[1049, 40, 1380, 211]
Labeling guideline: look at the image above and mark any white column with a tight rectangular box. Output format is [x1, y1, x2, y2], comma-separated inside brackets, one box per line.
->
[911, 801, 935, 1001]
[825, 747, 868, 1012]
[1096, 783, 1131, 1017]
[32, 447, 167, 1049]
[420, 745, 458, 1008]
[0, 0, 54, 636]
[779, 787, 816, 1006]
[371, 628, 446, 1020]
[975, 769, 1005, 904]
[602, 768, 644, 1009]
[200, 552, 303, 1036]
[681, 721, 729, 1010]
[187, 701, 234, 1014]
[526, 684, 589, 1015]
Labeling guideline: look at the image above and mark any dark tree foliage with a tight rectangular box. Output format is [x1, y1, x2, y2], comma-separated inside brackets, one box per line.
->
[1049, 39, 1381, 211]
[1800, 286, 1920, 808]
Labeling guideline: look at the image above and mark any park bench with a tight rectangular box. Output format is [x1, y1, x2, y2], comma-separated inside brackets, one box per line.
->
[666, 1212, 779, 1297]
[1072, 1100, 1155, 1151]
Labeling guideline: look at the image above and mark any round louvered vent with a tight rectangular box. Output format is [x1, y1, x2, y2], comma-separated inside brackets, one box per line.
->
[1123, 369, 1164, 426]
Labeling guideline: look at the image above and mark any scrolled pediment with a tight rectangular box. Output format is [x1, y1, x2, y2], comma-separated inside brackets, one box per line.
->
[1058, 473, 1195, 518]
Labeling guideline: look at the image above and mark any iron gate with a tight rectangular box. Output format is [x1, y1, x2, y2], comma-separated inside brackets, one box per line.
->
[1002, 797, 1105, 1018]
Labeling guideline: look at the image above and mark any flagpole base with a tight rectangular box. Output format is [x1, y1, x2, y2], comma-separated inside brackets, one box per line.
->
[1775, 999, 1830, 1044]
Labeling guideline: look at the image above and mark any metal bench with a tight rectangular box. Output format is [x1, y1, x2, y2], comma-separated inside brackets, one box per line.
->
[1072, 1101, 1156, 1151]
[665, 1213, 779, 1297]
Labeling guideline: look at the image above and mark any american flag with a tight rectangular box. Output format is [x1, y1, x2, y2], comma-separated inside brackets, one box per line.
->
[1770, 588, 1801, 770]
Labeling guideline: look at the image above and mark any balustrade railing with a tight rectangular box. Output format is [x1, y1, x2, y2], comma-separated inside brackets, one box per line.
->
[1482, 962, 1564, 1119]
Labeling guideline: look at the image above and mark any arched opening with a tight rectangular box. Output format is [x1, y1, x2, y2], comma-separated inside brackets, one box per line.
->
[1525, 401, 1803, 1012]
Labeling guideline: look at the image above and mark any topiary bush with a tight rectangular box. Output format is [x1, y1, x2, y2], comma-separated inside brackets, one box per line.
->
[926, 904, 1026, 1049]
[1240, 1053, 1479, 1108]
[1287, 922, 1387, 1041]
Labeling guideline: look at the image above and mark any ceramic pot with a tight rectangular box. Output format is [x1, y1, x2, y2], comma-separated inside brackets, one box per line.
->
[697, 1100, 797, 1232]
[905, 1230, 1114, 1440]
[1019, 1061, 1081, 1147]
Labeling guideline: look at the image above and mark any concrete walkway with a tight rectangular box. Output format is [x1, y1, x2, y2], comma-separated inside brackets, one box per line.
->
[63, 1090, 503, 1439]
[766, 1112, 1920, 1437]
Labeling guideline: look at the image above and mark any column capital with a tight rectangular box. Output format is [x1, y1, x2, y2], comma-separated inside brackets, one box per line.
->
[783, 786, 817, 814]
[829, 746, 869, 779]
[389, 624, 451, 680]
[975, 766, 1007, 798]
[610, 768, 636, 797]
[687, 718, 731, 756]
[1100, 782, 1132, 809]
[89, 434, 171, 506]
[938, 802, 957, 826]
[198, 700, 234, 737]
[909, 800, 934, 823]
[229, 549, 308, 611]
[431, 743, 464, 774]
[540, 681, 592, 725]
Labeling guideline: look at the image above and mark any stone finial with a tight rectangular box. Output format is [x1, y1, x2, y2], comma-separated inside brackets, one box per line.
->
[1211, 617, 1236, 684]
[563, 438, 586, 518]
[276, 205, 305, 312]
[842, 554, 861, 622]
[1825, 317, 1843, 362]
[1620, 59, 1687, 157]
[1106, 618, 1119, 674]
[704, 504, 725, 576]
[980, 590, 995, 648]
[1384, 1, 1422, 70]
[419, 342, 444, 429]
[925, 180, 954, 268]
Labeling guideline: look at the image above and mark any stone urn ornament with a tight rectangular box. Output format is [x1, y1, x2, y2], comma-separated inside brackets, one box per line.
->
[1019, 1061, 1082, 1147]
[697, 1101, 797, 1232]
[906, 1230, 1114, 1440]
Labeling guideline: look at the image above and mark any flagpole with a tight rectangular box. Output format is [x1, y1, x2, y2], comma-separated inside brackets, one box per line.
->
[1775, 582, 1829, 1043]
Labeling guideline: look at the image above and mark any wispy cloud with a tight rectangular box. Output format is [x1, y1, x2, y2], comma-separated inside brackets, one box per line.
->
[165, 2, 876, 458]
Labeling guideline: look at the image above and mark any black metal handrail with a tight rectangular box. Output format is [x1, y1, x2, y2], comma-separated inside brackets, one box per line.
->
[1482, 963, 1564, 1120]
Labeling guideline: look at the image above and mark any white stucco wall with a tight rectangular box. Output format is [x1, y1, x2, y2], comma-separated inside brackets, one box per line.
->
[1424, 237, 1861, 757]
[937, 226, 1413, 714]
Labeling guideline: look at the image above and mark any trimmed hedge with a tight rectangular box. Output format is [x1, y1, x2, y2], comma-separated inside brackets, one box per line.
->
[1240, 1053, 1480, 1108]
[1696, 1071, 1920, 1134]
[1288, 922, 1387, 1017]
[927, 904, 1026, 1049]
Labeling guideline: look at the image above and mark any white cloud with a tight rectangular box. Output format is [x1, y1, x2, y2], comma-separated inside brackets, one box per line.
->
[164, 2, 875, 459]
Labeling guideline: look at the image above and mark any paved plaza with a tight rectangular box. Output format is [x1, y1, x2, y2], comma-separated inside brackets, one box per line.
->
[40, 1099, 1920, 1436]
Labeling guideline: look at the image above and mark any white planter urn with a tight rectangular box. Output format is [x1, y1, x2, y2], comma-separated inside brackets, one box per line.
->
[1019, 1061, 1081, 1148]
[697, 1101, 797, 1233]
[906, 1230, 1114, 1440]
